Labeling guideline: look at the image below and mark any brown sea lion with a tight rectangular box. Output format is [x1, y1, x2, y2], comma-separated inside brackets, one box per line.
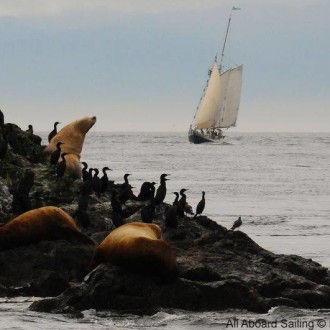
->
[91, 222, 177, 281]
[43, 116, 96, 179]
[0, 206, 95, 250]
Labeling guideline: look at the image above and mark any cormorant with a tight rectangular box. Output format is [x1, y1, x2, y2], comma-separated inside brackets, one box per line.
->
[138, 181, 157, 201]
[0, 130, 8, 159]
[164, 203, 178, 230]
[57, 152, 68, 178]
[173, 192, 184, 217]
[50, 142, 64, 166]
[178, 188, 188, 215]
[0, 110, 4, 126]
[194, 191, 205, 219]
[26, 125, 33, 134]
[6, 124, 18, 151]
[11, 170, 35, 215]
[74, 191, 90, 228]
[119, 173, 136, 203]
[81, 162, 89, 181]
[231, 216, 242, 230]
[92, 168, 102, 195]
[154, 173, 170, 205]
[111, 190, 124, 227]
[48, 121, 60, 142]
[101, 166, 112, 193]
[141, 198, 155, 223]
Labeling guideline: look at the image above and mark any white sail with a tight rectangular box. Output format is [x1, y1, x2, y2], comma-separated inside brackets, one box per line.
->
[193, 63, 221, 129]
[216, 64, 243, 128]
[193, 64, 243, 130]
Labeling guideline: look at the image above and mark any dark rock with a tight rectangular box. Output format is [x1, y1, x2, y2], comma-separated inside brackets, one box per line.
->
[0, 118, 330, 316]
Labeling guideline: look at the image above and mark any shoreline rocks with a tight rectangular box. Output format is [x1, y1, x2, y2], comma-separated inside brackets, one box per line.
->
[0, 122, 329, 316]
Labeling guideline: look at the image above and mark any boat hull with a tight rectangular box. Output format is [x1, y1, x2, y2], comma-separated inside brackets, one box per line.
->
[188, 130, 225, 144]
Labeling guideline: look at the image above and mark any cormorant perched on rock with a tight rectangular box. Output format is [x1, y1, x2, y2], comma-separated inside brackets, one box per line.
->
[92, 168, 102, 195]
[141, 198, 155, 223]
[137, 181, 157, 201]
[178, 189, 188, 215]
[154, 174, 170, 205]
[101, 166, 112, 193]
[6, 124, 18, 152]
[11, 170, 35, 215]
[56, 153, 68, 178]
[119, 173, 136, 203]
[0, 110, 4, 126]
[164, 202, 178, 230]
[231, 216, 242, 230]
[193, 191, 205, 219]
[74, 188, 90, 228]
[81, 162, 89, 182]
[48, 121, 60, 142]
[50, 142, 64, 166]
[173, 192, 184, 217]
[111, 190, 124, 227]
[0, 130, 8, 159]
[26, 125, 33, 134]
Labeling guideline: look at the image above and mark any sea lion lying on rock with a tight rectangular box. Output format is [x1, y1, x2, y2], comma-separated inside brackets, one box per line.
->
[44, 116, 96, 179]
[0, 206, 95, 250]
[91, 222, 177, 282]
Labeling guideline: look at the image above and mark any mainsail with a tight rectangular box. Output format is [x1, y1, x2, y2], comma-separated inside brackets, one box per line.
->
[192, 64, 243, 130]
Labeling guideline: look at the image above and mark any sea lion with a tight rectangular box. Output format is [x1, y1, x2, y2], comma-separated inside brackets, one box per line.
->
[44, 116, 96, 179]
[91, 222, 177, 281]
[0, 206, 95, 250]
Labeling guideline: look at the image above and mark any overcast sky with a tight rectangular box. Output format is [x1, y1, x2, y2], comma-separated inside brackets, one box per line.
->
[0, 0, 329, 132]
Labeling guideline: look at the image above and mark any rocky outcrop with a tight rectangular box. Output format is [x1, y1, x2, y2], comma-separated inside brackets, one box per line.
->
[0, 121, 330, 316]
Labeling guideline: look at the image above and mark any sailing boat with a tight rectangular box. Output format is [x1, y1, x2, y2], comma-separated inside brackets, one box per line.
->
[188, 7, 243, 144]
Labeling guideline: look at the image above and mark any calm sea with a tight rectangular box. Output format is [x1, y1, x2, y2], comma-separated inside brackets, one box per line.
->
[1, 132, 329, 329]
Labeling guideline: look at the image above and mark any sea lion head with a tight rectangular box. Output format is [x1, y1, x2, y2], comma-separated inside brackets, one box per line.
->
[73, 116, 97, 135]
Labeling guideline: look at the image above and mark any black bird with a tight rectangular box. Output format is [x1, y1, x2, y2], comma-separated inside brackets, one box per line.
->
[74, 190, 91, 228]
[193, 191, 205, 219]
[178, 189, 188, 215]
[101, 166, 112, 193]
[164, 203, 178, 230]
[231, 216, 242, 230]
[57, 152, 68, 178]
[6, 124, 18, 151]
[173, 192, 184, 217]
[48, 121, 60, 142]
[81, 162, 89, 181]
[138, 181, 157, 201]
[119, 173, 136, 203]
[0, 109, 4, 126]
[11, 170, 35, 215]
[141, 198, 155, 223]
[50, 142, 64, 166]
[111, 190, 124, 228]
[0, 130, 8, 159]
[26, 125, 33, 134]
[154, 174, 170, 205]
[92, 168, 102, 195]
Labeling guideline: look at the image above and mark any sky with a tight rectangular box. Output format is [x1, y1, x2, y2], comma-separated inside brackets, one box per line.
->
[0, 0, 329, 132]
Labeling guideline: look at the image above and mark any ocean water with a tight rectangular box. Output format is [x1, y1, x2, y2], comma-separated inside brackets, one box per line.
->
[1, 132, 330, 329]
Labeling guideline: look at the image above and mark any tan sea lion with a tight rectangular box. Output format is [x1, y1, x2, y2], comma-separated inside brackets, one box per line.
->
[0, 206, 95, 250]
[44, 116, 96, 179]
[91, 222, 177, 281]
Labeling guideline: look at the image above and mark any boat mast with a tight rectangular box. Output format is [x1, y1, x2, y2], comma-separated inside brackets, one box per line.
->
[218, 7, 240, 72]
